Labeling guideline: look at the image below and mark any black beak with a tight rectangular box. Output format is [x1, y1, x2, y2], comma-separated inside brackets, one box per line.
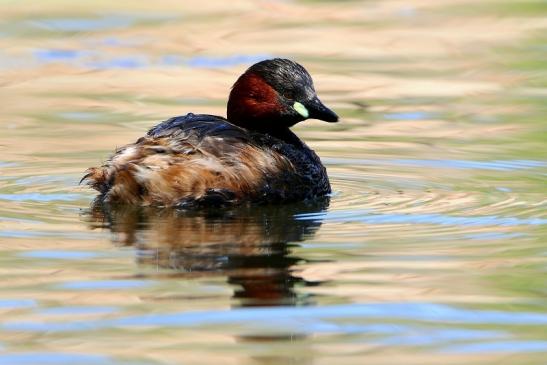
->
[307, 97, 338, 123]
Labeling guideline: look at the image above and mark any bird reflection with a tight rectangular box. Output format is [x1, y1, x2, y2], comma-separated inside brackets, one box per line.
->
[84, 198, 329, 308]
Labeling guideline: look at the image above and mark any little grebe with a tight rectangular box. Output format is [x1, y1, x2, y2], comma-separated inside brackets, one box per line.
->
[82, 58, 338, 207]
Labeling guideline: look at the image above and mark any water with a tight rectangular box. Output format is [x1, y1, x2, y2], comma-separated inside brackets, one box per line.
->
[0, 1, 546, 364]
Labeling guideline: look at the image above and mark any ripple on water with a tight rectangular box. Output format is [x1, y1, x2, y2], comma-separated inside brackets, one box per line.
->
[0, 2, 546, 363]
[37, 306, 117, 316]
[26, 13, 178, 33]
[0, 353, 142, 365]
[440, 341, 547, 354]
[298, 210, 547, 227]
[20, 250, 102, 260]
[325, 158, 546, 172]
[4, 303, 547, 353]
[0, 193, 83, 202]
[0, 299, 36, 310]
[0, 230, 100, 240]
[0, 161, 17, 168]
[325, 157, 545, 243]
[29, 16, 134, 32]
[58, 280, 152, 291]
[31, 47, 271, 70]
[389, 159, 546, 171]
[382, 111, 438, 121]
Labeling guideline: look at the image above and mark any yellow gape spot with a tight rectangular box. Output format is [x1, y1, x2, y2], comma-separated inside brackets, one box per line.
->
[293, 102, 309, 118]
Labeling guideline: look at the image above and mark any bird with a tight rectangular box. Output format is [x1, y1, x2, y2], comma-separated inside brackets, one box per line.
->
[81, 58, 338, 208]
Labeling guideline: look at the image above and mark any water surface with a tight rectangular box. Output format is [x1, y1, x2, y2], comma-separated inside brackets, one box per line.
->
[0, 1, 546, 364]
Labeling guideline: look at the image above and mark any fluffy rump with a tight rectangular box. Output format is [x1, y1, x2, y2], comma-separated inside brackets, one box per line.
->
[81, 114, 296, 207]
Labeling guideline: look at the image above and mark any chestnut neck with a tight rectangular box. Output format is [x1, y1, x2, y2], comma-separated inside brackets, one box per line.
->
[227, 72, 286, 130]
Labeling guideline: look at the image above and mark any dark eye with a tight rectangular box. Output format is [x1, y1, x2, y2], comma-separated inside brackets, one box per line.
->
[282, 90, 295, 100]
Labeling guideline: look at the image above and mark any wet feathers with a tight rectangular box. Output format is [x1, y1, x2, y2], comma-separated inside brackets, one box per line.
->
[82, 113, 330, 207]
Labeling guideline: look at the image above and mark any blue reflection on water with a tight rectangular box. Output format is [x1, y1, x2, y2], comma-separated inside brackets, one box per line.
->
[34, 49, 82, 62]
[99, 37, 146, 47]
[0, 353, 111, 365]
[160, 54, 184, 66]
[32, 47, 270, 70]
[0, 161, 17, 168]
[464, 232, 526, 240]
[0, 193, 82, 202]
[391, 159, 546, 171]
[59, 280, 151, 290]
[86, 56, 148, 69]
[383, 111, 434, 120]
[28, 16, 135, 32]
[20, 250, 100, 260]
[0, 299, 35, 309]
[0, 230, 100, 240]
[296, 210, 547, 227]
[5, 302, 547, 334]
[110, 303, 547, 327]
[325, 157, 546, 171]
[187, 54, 270, 68]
